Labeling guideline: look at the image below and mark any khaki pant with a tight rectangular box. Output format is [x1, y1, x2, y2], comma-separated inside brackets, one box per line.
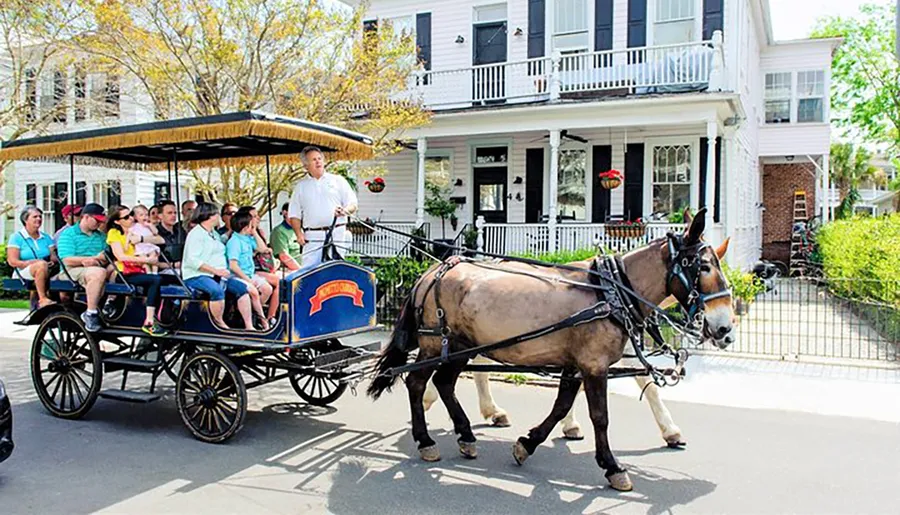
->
[55, 266, 107, 286]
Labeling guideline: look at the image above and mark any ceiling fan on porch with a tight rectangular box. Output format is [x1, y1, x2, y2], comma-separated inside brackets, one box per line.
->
[528, 130, 589, 144]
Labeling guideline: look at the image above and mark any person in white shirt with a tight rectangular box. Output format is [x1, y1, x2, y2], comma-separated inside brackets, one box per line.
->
[288, 146, 358, 271]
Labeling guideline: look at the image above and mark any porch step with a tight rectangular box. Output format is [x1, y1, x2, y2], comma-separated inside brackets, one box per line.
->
[99, 390, 162, 403]
[103, 356, 159, 373]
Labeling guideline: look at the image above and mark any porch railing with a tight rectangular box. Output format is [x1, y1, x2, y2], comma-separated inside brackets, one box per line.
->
[401, 30, 724, 111]
[480, 222, 688, 256]
[348, 222, 423, 258]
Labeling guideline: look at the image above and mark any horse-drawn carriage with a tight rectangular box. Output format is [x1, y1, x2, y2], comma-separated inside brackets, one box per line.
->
[1, 112, 382, 443]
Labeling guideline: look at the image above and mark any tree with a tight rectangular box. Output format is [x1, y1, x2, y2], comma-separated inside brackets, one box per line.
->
[70, 0, 430, 212]
[812, 3, 900, 149]
[0, 0, 95, 214]
[423, 182, 458, 239]
[829, 142, 883, 218]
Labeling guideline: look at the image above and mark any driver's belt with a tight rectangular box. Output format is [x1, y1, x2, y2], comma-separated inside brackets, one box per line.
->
[304, 224, 347, 231]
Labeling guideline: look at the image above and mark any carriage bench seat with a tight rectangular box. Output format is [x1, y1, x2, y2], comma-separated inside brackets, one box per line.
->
[160, 285, 196, 299]
[2, 278, 31, 292]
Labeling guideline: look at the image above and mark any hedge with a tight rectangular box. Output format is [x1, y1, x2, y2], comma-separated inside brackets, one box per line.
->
[0, 244, 30, 300]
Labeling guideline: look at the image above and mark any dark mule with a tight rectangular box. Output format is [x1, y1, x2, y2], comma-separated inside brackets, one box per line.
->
[368, 209, 734, 491]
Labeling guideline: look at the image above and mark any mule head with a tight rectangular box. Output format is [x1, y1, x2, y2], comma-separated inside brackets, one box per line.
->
[666, 208, 735, 349]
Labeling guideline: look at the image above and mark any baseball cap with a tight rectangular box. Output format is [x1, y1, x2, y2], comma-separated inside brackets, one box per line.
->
[81, 203, 107, 222]
[61, 204, 83, 218]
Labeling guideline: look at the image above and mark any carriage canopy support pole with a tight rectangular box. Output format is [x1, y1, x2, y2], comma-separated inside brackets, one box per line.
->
[69, 155, 75, 207]
[167, 161, 172, 201]
[173, 148, 181, 224]
[265, 154, 273, 235]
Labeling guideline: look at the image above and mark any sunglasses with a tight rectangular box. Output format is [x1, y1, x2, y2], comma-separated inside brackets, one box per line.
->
[224, 211, 237, 216]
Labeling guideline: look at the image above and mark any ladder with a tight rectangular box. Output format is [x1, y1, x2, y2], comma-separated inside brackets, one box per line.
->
[789, 190, 808, 276]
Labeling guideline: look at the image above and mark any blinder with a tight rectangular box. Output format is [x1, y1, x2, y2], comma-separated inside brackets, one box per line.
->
[665, 233, 731, 326]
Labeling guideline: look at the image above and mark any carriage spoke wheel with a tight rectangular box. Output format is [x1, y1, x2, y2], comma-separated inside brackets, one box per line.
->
[31, 313, 102, 419]
[288, 344, 348, 407]
[161, 342, 196, 383]
[176, 352, 246, 443]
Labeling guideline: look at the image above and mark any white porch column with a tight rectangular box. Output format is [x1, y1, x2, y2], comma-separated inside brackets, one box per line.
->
[821, 152, 830, 222]
[722, 128, 736, 247]
[415, 137, 427, 227]
[548, 129, 561, 251]
[705, 120, 718, 231]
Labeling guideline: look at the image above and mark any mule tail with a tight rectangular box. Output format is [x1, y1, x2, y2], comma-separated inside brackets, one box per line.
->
[367, 294, 418, 399]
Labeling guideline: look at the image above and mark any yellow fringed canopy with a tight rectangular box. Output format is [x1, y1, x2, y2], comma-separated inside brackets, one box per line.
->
[0, 112, 375, 169]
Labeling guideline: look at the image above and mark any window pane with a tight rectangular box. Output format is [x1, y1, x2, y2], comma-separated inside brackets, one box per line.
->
[765, 100, 790, 123]
[764, 72, 791, 99]
[557, 149, 586, 220]
[475, 3, 507, 23]
[797, 70, 824, 96]
[671, 184, 690, 214]
[554, 0, 588, 33]
[797, 98, 823, 123]
[479, 184, 504, 211]
[654, 19, 694, 45]
[384, 15, 415, 38]
[425, 155, 451, 189]
[552, 31, 590, 51]
[656, 0, 694, 22]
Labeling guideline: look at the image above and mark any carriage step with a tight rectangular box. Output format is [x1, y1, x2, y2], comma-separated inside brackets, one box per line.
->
[314, 341, 382, 370]
[103, 357, 159, 373]
[99, 390, 162, 403]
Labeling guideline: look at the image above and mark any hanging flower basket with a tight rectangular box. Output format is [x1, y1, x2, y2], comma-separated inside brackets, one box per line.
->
[605, 218, 646, 238]
[598, 169, 623, 190]
[365, 177, 385, 193]
[347, 218, 376, 235]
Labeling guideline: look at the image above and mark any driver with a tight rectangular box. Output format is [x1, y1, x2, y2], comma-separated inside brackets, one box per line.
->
[288, 146, 358, 271]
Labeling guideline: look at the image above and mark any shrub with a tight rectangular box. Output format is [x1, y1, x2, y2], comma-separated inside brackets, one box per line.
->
[0, 245, 12, 278]
[513, 248, 599, 264]
[722, 262, 766, 304]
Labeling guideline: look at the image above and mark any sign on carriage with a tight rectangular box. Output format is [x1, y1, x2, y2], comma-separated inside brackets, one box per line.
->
[309, 280, 365, 315]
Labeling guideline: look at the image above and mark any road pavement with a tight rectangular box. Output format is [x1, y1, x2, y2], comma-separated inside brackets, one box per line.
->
[1, 332, 899, 514]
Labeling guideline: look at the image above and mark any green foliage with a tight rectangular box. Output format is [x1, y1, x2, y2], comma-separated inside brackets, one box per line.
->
[356, 256, 433, 291]
[0, 245, 30, 300]
[667, 206, 691, 224]
[816, 214, 900, 305]
[722, 262, 766, 304]
[513, 248, 599, 264]
[829, 142, 881, 218]
[424, 182, 458, 239]
[835, 187, 862, 220]
[504, 373, 529, 386]
[462, 226, 478, 249]
[812, 4, 900, 149]
[0, 245, 12, 279]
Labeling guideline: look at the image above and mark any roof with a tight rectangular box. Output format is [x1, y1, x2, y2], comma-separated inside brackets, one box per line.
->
[0, 111, 375, 169]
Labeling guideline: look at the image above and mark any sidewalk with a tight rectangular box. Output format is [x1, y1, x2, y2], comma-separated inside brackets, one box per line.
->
[5, 312, 899, 423]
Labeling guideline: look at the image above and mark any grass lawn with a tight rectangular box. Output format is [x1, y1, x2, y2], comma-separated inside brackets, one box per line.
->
[0, 299, 30, 309]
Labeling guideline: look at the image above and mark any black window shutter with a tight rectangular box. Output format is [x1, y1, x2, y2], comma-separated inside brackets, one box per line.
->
[627, 0, 646, 48]
[703, 0, 724, 40]
[699, 137, 723, 222]
[26, 183, 37, 206]
[624, 143, 644, 220]
[76, 181, 86, 205]
[53, 182, 68, 231]
[416, 13, 432, 71]
[528, 0, 545, 58]
[362, 19, 378, 54]
[699, 138, 709, 210]
[108, 180, 121, 207]
[595, 0, 614, 52]
[525, 148, 545, 223]
[592, 146, 613, 223]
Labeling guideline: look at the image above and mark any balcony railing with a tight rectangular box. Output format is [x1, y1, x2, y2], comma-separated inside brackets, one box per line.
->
[398, 31, 724, 111]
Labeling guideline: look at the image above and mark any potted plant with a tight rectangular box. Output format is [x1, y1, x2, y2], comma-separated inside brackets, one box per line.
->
[462, 226, 479, 257]
[723, 263, 766, 316]
[424, 182, 459, 259]
[604, 218, 646, 238]
[598, 169, 623, 190]
[347, 217, 375, 235]
[364, 177, 386, 193]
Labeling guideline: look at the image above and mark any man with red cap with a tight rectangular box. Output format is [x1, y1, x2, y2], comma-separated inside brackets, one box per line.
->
[54, 204, 82, 245]
[56, 203, 112, 331]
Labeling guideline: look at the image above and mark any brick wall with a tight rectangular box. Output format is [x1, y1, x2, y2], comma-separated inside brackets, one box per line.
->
[761, 162, 817, 264]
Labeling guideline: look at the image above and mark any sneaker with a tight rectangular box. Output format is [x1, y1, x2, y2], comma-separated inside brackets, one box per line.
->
[80, 311, 102, 332]
[141, 322, 170, 338]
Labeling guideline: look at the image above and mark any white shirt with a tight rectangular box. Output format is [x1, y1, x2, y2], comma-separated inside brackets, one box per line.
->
[288, 172, 357, 230]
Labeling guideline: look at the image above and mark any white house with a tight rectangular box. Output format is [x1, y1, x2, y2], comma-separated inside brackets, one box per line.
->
[343, 0, 840, 268]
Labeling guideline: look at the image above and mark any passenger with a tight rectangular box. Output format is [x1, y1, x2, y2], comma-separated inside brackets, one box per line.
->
[156, 200, 187, 276]
[181, 200, 197, 230]
[106, 206, 168, 336]
[6, 206, 56, 308]
[53, 204, 82, 245]
[218, 203, 237, 240]
[181, 202, 254, 330]
[55, 203, 112, 332]
[270, 202, 302, 272]
[237, 205, 280, 324]
[226, 211, 272, 331]
[128, 205, 162, 274]
[149, 204, 161, 225]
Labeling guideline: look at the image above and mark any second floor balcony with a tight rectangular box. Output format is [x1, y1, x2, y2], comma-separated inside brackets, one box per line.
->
[380, 32, 724, 112]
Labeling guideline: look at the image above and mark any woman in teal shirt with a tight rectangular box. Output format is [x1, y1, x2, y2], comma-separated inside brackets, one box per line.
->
[6, 206, 56, 307]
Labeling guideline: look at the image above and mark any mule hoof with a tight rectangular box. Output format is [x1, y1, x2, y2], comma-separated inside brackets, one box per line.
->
[607, 471, 633, 492]
[512, 440, 529, 466]
[665, 434, 687, 448]
[562, 426, 584, 440]
[459, 441, 478, 459]
[491, 413, 511, 427]
[419, 445, 441, 462]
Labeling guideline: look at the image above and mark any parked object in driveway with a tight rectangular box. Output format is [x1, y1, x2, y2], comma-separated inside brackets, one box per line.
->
[0, 379, 13, 464]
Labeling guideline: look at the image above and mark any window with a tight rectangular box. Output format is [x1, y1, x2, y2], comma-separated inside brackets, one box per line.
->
[797, 70, 825, 123]
[92, 181, 121, 207]
[558, 149, 586, 221]
[651, 144, 692, 215]
[552, 0, 589, 51]
[764, 72, 791, 124]
[74, 67, 86, 122]
[93, 73, 120, 118]
[424, 154, 452, 190]
[473, 146, 508, 165]
[474, 4, 507, 23]
[24, 69, 37, 122]
[654, 0, 696, 45]
[40, 185, 55, 232]
[383, 15, 415, 39]
[53, 70, 67, 123]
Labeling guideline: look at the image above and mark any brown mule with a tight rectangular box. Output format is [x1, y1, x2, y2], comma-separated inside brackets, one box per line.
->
[368, 209, 735, 491]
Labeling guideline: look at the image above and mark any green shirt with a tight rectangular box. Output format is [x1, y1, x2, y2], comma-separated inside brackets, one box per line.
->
[56, 225, 107, 260]
[270, 222, 302, 264]
[182, 225, 228, 280]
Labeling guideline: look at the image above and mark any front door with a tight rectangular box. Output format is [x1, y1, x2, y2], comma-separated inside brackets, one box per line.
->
[474, 167, 508, 223]
[473, 21, 507, 103]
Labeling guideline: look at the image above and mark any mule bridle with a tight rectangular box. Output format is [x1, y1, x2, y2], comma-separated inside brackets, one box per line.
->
[665, 234, 732, 329]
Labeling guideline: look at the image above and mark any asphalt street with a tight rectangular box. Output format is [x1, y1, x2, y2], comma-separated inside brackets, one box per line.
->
[1, 334, 898, 515]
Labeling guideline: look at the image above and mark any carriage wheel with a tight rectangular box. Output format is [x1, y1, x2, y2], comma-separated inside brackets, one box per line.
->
[161, 342, 197, 383]
[288, 343, 348, 407]
[176, 351, 246, 443]
[31, 312, 102, 419]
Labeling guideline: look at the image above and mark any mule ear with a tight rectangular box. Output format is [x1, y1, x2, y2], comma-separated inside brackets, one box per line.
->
[682, 207, 694, 225]
[686, 207, 707, 243]
[715, 237, 730, 259]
